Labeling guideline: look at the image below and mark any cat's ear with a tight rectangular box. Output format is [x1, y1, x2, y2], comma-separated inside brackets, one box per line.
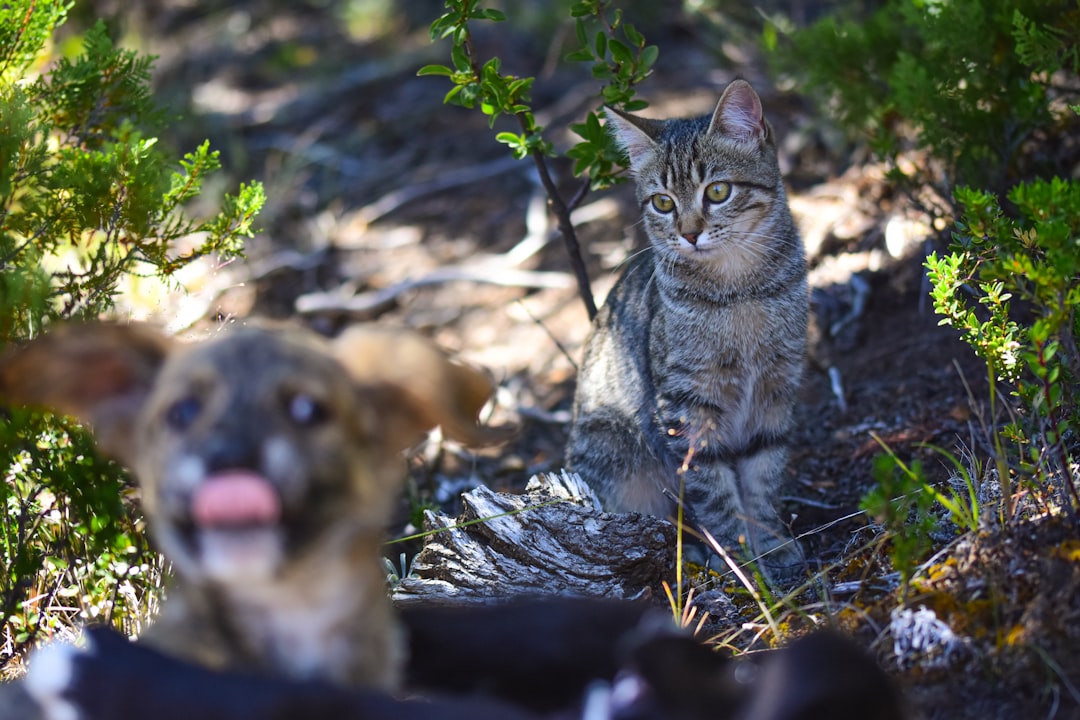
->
[604, 107, 663, 170]
[708, 80, 768, 144]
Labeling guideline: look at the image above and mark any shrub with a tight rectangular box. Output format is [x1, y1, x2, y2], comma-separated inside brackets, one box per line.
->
[927, 179, 1080, 516]
[770, 0, 1079, 523]
[769, 0, 1079, 211]
[0, 0, 264, 671]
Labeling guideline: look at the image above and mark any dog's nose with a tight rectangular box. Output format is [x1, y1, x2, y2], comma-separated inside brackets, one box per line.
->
[202, 431, 261, 473]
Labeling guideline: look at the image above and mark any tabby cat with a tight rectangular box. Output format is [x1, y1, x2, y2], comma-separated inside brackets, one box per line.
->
[566, 79, 808, 585]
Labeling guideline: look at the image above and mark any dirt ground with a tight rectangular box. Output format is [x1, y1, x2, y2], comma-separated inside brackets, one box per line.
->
[104, 2, 1080, 717]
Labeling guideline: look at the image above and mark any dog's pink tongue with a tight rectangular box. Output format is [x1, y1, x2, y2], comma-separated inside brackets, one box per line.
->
[192, 472, 281, 527]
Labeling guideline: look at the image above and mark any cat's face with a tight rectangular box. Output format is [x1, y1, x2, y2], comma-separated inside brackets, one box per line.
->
[607, 81, 788, 278]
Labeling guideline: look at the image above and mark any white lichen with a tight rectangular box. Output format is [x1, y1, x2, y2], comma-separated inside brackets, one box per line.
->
[889, 605, 968, 670]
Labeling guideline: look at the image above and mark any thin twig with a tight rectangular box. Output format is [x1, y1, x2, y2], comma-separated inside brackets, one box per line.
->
[457, 16, 596, 320]
[513, 298, 578, 371]
[519, 114, 597, 320]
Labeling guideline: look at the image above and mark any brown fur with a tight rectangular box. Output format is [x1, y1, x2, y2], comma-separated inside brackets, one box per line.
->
[0, 320, 503, 714]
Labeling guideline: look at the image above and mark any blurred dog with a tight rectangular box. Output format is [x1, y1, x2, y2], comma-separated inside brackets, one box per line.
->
[0, 321, 503, 716]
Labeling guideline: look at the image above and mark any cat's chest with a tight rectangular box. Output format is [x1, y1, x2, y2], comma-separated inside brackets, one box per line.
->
[651, 300, 781, 430]
[654, 299, 774, 374]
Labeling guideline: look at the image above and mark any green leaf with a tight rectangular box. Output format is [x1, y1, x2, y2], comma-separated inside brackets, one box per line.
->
[443, 84, 466, 105]
[429, 12, 460, 41]
[592, 64, 613, 80]
[417, 64, 454, 77]
[569, 1, 593, 18]
[640, 45, 659, 71]
[585, 110, 602, 138]
[608, 38, 633, 65]
[451, 43, 472, 73]
[594, 31, 607, 59]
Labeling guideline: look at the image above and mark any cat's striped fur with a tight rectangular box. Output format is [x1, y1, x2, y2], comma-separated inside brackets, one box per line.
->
[567, 80, 808, 584]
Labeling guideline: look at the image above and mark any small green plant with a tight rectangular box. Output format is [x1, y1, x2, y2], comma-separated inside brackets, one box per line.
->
[861, 434, 987, 598]
[382, 552, 418, 589]
[859, 447, 937, 600]
[1, 408, 160, 659]
[562, 1, 658, 190]
[419, 0, 660, 319]
[1, 0, 264, 670]
[926, 178, 1080, 516]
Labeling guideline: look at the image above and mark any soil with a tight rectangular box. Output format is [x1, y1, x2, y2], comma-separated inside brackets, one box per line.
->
[99, 2, 1080, 717]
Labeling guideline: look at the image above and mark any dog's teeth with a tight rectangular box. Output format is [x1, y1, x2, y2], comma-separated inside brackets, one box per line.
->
[198, 526, 285, 582]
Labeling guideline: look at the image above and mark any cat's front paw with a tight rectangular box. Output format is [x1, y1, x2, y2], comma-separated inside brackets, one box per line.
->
[754, 535, 807, 591]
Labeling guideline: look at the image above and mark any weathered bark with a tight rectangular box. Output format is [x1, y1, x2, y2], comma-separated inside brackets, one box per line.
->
[392, 472, 677, 605]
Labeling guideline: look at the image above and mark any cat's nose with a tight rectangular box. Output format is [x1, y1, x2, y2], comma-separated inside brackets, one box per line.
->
[682, 232, 700, 245]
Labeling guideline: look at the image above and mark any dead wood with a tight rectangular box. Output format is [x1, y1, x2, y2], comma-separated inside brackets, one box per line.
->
[350, 156, 523, 227]
[295, 264, 575, 319]
[391, 471, 677, 606]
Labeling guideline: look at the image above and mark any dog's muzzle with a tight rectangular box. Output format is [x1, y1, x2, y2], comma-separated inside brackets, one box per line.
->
[174, 471, 287, 582]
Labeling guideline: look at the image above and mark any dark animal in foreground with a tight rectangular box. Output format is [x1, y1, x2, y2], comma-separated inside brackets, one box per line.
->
[25, 599, 905, 720]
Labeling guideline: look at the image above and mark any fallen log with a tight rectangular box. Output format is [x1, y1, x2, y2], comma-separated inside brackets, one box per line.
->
[392, 471, 677, 605]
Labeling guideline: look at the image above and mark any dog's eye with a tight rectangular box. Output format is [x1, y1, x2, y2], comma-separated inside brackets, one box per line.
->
[165, 396, 202, 430]
[287, 393, 328, 426]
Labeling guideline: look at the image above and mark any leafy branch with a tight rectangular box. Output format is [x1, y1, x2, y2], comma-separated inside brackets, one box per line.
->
[419, 0, 660, 320]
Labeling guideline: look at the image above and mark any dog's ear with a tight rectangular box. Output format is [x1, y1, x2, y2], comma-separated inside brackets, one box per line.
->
[331, 327, 509, 451]
[0, 323, 174, 465]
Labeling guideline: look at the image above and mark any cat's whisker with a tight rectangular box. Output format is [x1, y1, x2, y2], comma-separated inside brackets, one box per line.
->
[727, 230, 801, 257]
[611, 245, 655, 276]
[732, 231, 800, 248]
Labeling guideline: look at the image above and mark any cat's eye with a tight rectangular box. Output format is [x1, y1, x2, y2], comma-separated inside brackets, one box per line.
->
[651, 194, 675, 213]
[165, 396, 202, 431]
[704, 182, 732, 204]
[286, 392, 328, 427]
